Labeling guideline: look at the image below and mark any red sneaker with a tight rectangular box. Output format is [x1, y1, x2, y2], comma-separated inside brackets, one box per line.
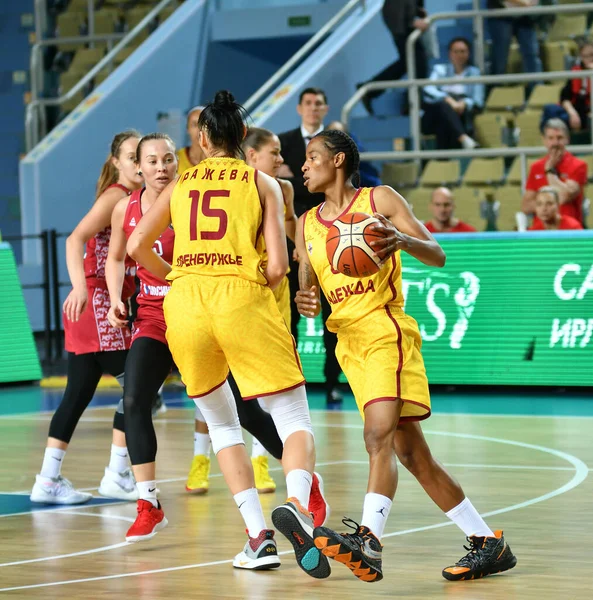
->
[126, 499, 168, 542]
[308, 472, 330, 528]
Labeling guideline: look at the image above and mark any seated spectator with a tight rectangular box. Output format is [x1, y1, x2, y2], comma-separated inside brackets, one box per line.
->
[542, 40, 593, 134]
[422, 37, 484, 150]
[528, 187, 584, 230]
[423, 187, 478, 233]
[522, 118, 587, 227]
[326, 120, 381, 187]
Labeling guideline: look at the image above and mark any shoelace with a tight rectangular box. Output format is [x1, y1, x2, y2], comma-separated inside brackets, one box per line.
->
[340, 517, 366, 545]
[456, 536, 484, 569]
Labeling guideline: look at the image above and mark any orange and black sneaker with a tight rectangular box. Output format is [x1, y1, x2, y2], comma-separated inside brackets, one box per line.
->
[314, 518, 383, 583]
[442, 530, 517, 581]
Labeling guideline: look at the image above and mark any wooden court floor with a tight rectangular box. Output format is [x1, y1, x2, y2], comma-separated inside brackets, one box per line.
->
[0, 393, 591, 599]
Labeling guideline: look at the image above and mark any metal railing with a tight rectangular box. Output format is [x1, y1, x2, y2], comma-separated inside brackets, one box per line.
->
[402, 3, 593, 152]
[244, 0, 366, 112]
[26, 0, 178, 152]
[345, 69, 593, 188]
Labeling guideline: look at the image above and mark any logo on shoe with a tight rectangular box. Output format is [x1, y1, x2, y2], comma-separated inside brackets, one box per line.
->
[362, 539, 382, 561]
[292, 531, 305, 546]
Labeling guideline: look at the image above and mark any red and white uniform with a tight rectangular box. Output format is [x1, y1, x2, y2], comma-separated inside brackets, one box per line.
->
[64, 184, 137, 355]
[123, 188, 175, 346]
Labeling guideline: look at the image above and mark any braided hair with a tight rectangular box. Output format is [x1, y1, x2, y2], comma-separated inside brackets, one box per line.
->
[314, 129, 361, 187]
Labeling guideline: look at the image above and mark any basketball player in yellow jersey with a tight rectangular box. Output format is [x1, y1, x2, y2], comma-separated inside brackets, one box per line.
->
[296, 130, 516, 583]
[176, 105, 205, 174]
[128, 90, 330, 578]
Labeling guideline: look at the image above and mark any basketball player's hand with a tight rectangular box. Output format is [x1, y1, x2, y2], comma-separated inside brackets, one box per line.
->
[295, 287, 319, 317]
[63, 287, 88, 322]
[107, 302, 128, 328]
[370, 213, 410, 262]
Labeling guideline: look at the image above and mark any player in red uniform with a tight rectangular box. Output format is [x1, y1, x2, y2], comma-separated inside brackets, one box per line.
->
[106, 133, 178, 541]
[30, 130, 144, 505]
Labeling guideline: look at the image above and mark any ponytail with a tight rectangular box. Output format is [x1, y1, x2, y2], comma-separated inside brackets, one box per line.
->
[95, 129, 141, 199]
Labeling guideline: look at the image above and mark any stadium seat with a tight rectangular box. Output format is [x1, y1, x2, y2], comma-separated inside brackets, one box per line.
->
[505, 42, 522, 74]
[548, 14, 588, 41]
[453, 187, 486, 230]
[93, 9, 118, 35]
[462, 157, 505, 187]
[473, 112, 513, 148]
[406, 188, 433, 222]
[113, 45, 137, 66]
[492, 185, 524, 231]
[126, 6, 155, 30]
[159, 6, 177, 23]
[419, 160, 461, 187]
[68, 0, 95, 10]
[527, 83, 566, 110]
[543, 41, 577, 72]
[68, 47, 105, 73]
[59, 70, 86, 112]
[485, 85, 525, 113]
[515, 110, 544, 147]
[506, 156, 543, 186]
[381, 162, 419, 189]
[56, 12, 84, 51]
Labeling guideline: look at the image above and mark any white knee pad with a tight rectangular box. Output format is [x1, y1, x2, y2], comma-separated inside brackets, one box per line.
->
[194, 406, 205, 422]
[193, 381, 244, 454]
[263, 385, 314, 444]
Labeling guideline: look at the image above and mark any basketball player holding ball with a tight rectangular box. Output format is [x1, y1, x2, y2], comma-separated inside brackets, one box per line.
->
[296, 129, 516, 583]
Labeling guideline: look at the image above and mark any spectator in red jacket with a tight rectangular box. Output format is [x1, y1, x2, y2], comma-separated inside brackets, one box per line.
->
[528, 186, 584, 230]
[561, 40, 593, 132]
[522, 118, 587, 226]
[423, 187, 478, 233]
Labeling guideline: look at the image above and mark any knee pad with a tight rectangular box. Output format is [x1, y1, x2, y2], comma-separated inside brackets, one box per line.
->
[195, 406, 205, 422]
[115, 373, 125, 388]
[264, 385, 313, 444]
[116, 398, 124, 414]
[194, 381, 244, 454]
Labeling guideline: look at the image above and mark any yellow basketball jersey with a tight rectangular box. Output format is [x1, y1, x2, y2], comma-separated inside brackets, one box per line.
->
[303, 187, 404, 332]
[176, 147, 195, 175]
[168, 157, 266, 285]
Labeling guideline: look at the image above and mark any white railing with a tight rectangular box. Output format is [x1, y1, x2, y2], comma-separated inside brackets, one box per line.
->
[244, 0, 367, 112]
[26, 0, 178, 152]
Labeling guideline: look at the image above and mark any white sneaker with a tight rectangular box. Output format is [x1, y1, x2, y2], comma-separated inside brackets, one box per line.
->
[30, 474, 92, 505]
[98, 467, 139, 501]
[232, 529, 281, 570]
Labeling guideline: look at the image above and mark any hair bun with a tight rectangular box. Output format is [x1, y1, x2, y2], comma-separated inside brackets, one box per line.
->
[213, 90, 235, 109]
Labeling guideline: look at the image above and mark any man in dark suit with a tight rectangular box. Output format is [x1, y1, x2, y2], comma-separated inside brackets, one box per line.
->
[277, 88, 343, 405]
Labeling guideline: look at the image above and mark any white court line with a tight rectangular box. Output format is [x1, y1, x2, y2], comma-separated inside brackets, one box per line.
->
[0, 543, 129, 568]
[0, 431, 588, 593]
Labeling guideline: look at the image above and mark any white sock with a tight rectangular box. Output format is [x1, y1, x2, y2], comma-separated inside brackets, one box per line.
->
[445, 497, 494, 537]
[460, 134, 478, 150]
[108, 444, 129, 473]
[361, 492, 392, 540]
[40, 447, 66, 479]
[234, 487, 267, 537]
[137, 480, 158, 508]
[194, 432, 211, 457]
[251, 437, 267, 459]
[285, 469, 312, 508]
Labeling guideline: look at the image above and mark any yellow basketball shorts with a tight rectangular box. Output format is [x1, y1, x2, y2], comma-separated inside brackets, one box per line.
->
[164, 275, 304, 399]
[272, 275, 291, 330]
[335, 306, 431, 421]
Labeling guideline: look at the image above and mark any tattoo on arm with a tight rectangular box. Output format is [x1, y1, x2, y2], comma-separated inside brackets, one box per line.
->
[299, 262, 314, 290]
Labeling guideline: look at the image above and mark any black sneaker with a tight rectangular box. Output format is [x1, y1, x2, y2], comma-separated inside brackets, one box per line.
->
[314, 518, 383, 583]
[442, 530, 517, 581]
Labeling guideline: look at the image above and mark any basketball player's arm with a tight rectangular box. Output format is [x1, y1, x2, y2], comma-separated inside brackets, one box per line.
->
[294, 215, 321, 318]
[63, 187, 127, 322]
[370, 185, 446, 268]
[105, 199, 129, 328]
[279, 179, 297, 242]
[258, 172, 288, 289]
[127, 181, 174, 282]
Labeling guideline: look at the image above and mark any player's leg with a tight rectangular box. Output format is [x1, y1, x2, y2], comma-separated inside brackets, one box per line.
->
[193, 382, 281, 571]
[95, 349, 138, 501]
[248, 398, 276, 494]
[394, 421, 517, 580]
[30, 352, 104, 505]
[264, 386, 331, 580]
[186, 405, 211, 494]
[122, 337, 173, 542]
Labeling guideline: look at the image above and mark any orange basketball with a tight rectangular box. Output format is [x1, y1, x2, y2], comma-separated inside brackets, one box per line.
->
[326, 212, 385, 278]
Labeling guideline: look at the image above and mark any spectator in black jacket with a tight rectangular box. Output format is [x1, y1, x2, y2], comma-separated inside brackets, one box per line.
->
[357, 0, 429, 115]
